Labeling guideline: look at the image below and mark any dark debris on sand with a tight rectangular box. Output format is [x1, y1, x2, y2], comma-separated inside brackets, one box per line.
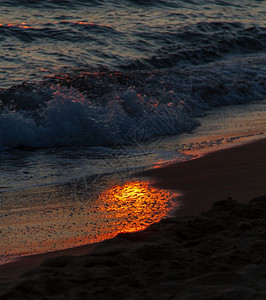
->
[0, 196, 265, 299]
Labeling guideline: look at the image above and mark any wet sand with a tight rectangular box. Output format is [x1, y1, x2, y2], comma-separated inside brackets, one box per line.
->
[140, 138, 266, 216]
[0, 139, 265, 299]
[0, 179, 177, 265]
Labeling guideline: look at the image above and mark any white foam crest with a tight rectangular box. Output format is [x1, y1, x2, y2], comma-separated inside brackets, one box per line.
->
[0, 87, 197, 150]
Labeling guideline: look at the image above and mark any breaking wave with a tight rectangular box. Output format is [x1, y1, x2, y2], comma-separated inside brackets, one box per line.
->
[0, 0, 265, 150]
[0, 86, 197, 150]
[0, 54, 265, 151]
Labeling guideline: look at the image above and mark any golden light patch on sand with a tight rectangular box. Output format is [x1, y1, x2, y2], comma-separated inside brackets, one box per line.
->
[0, 180, 178, 261]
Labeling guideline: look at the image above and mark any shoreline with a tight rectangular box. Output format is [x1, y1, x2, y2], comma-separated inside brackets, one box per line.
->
[0, 138, 266, 298]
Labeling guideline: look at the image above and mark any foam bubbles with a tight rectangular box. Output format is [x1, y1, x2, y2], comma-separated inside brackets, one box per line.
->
[0, 86, 198, 150]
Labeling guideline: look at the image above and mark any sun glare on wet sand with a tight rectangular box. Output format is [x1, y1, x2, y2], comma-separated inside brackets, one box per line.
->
[96, 180, 179, 234]
[0, 180, 179, 262]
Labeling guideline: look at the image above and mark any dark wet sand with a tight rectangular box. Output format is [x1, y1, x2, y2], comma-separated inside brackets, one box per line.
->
[139, 138, 266, 216]
[0, 139, 265, 299]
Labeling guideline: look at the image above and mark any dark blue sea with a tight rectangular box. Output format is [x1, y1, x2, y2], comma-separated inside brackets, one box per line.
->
[0, 0, 265, 187]
[0, 0, 266, 189]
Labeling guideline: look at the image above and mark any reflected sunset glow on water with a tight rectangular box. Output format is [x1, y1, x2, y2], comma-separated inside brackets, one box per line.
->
[72, 180, 179, 247]
[94, 180, 178, 236]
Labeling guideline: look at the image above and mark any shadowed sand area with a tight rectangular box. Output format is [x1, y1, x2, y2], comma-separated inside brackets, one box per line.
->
[0, 139, 265, 299]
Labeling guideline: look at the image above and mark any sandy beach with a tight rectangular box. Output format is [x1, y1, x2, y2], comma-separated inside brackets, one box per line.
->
[0, 139, 265, 299]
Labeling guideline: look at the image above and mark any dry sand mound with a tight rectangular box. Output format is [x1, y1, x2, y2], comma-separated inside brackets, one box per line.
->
[0, 195, 265, 299]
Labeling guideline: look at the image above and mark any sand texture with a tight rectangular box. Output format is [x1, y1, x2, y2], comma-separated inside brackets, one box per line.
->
[0, 195, 265, 299]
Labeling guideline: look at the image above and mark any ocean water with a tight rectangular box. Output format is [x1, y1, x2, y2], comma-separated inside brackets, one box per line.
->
[0, 1, 265, 188]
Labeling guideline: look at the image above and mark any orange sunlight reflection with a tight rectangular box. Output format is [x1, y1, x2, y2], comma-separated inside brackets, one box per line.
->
[76, 180, 179, 246]
[0, 23, 33, 29]
[100, 181, 176, 228]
